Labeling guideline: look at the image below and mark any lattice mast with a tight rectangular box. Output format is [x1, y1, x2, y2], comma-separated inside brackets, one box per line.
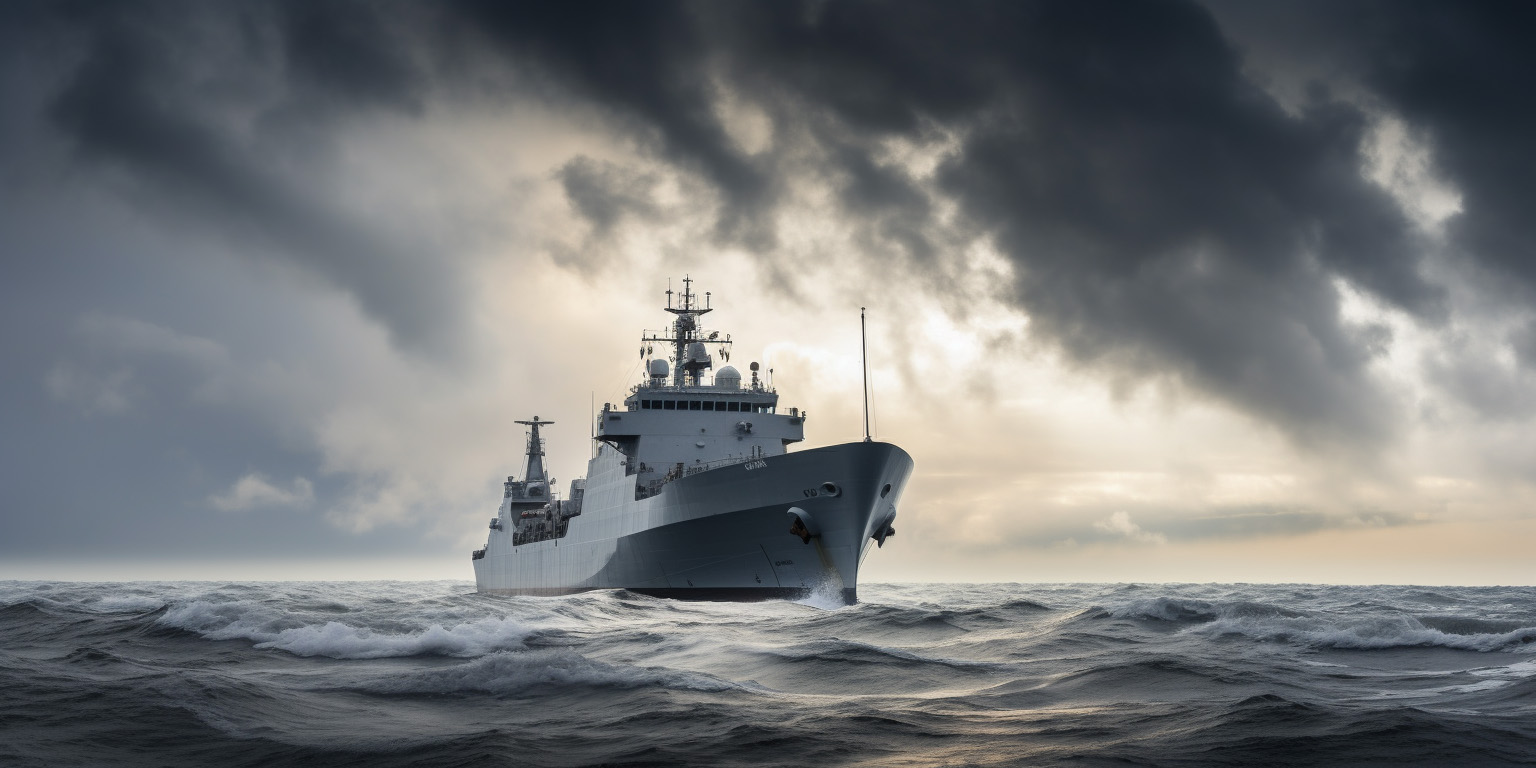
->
[640, 275, 734, 388]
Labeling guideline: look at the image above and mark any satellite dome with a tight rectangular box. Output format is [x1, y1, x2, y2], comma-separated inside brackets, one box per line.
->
[648, 359, 669, 378]
[715, 365, 741, 390]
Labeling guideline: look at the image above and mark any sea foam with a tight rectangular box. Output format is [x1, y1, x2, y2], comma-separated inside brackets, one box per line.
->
[157, 600, 532, 658]
[1193, 614, 1536, 652]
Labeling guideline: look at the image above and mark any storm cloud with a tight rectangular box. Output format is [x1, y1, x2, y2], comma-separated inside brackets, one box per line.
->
[4, 0, 1535, 575]
[442, 0, 1511, 447]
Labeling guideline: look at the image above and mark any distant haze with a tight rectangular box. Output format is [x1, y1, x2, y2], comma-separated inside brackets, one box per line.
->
[2, 1, 1534, 584]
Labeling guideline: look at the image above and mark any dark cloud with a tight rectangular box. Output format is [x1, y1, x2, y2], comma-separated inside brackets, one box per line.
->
[479, 0, 1430, 446]
[17, 1, 464, 355]
[558, 156, 658, 238]
[12, 0, 1536, 447]
[551, 155, 664, 274]
[4, 0, 1533, 565]
[1338, 2, 1536, 298]
[909, 3, 1426, 446]
[471, 0, 1536, 446]
[460, 1, 777, 249]
[1207, 0, 1536, 333]
[0, 1, 479, 562]
[8, 0, 1470, 446]
[278, 0, 429, 113]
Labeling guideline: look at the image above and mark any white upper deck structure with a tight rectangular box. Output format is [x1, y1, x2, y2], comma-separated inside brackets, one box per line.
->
[596, 277, 806, 499]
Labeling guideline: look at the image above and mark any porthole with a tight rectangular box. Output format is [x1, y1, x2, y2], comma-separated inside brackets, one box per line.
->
[880, 483, 892, 499]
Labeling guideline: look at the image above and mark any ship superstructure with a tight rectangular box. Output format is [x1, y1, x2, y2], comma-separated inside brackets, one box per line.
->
[473, 278, 912, 603]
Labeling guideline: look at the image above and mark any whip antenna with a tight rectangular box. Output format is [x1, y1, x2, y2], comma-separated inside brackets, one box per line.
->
[861, 307, 871, 443]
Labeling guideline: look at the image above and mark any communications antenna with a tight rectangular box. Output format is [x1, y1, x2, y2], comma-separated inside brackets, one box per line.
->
[861, 307, 871, 443]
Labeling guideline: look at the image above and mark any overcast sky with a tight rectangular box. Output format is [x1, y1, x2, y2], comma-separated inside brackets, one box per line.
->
[3, 0, 1534, 583]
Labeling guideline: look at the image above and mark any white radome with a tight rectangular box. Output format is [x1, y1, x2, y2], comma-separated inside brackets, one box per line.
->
[714, 365, 740, 389]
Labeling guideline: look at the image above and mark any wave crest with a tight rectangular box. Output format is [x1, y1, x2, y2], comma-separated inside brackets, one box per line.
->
[157, 600, 531, 658]
[1195, 615, 1536, 652]
[355, 649, 740, 695]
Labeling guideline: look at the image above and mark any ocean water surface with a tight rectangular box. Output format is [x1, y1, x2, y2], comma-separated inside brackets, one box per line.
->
[2, 581, 1534, 766]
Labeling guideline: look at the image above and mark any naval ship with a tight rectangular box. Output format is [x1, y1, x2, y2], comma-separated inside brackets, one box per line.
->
[472, 278, 912, 603]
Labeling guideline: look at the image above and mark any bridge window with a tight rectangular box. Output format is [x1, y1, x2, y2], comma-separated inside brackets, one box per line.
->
[727, 402, 739, 412]
[664, 400, 676, 410]
[689, 400, 701, 410]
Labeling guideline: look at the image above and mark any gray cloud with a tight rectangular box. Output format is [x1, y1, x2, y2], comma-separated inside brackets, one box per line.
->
[1007, 505, 1415, 550]
[11, 1, 1536, 442]
[0, 1, 482, 562]
[18, 1, 465, 355]
[11, 0, 1498, 448]
[460, 1, 778, 249]
[1295, 2, 1536, 303]
[448, 0, 1454, 447]
[1423, 335, 1536, 422]
[4, 0, 1533, 565]
[558, 156, 659, 238]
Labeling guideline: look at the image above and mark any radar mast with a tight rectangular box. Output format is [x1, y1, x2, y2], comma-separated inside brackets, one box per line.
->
[641, 276, 734, 388]
[513, 417, 554, 488]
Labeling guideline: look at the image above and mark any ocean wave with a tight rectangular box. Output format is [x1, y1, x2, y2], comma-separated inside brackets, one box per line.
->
[157, 600, 532, 659]
[92, 595, 168, 613]
[811, 598, 1054, 634]
[1101, 597, 1219, 621]
[8, 581, 1536, 767]
[1096, 597, 1317, 623]
[354, 648, 740, 696]
[1193, 615, 1536, 652]
[761, 638, 1006, 670]
[1042, 655, 1249, 691]
[1469, 658, 1536, 679]
[0, 600, 52, 621]
[996, 598, 1053, 612]
[254, 617, 533, 658]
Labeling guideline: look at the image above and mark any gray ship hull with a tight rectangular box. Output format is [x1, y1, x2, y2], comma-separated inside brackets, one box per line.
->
[474, 441, 912, 604]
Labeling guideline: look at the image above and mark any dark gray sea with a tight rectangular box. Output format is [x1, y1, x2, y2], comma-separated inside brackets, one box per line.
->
[2, 581, 1534, 767]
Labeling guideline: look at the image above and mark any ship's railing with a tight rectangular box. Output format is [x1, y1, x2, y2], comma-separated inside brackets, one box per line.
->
[628, 382, 776, 395]
[689, 454, 766, 473]
[633, 453, 769, 499]
[508, 500, 582, 547]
